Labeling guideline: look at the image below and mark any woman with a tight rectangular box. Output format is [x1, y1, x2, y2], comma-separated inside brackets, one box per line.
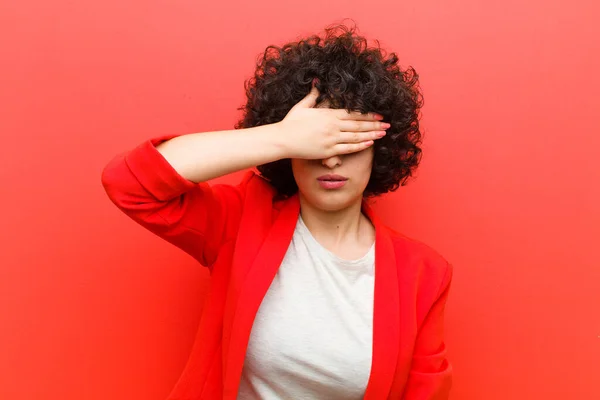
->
[102, 23, 453, 400]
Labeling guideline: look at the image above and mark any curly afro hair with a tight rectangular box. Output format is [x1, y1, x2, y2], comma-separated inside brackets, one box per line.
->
[234, 21, 423, 198]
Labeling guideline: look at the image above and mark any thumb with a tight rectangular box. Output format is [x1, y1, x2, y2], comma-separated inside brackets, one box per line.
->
[295, 79, 320, 109]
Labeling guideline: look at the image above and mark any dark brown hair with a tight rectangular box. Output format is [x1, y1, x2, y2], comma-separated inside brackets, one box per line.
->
[235, 21, 423, 198]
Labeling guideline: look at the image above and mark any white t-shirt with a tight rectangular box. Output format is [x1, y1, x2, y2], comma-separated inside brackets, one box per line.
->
[237, 215, 375, 399]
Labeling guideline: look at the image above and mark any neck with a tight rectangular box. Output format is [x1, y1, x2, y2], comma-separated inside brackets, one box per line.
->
[298, 194, 374, 250]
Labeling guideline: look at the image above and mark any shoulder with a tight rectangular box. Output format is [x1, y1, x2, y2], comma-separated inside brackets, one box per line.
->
[235, 170, 295, 212]
[236, 170, 276, 195]
[386, 225, 453, 299]
[215, 170, 276, 205]
[216, 170, 284, 219]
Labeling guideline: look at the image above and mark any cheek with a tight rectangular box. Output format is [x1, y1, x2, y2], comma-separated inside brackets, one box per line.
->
[291, 160, 311, 184]
[351, 150, 375, 178]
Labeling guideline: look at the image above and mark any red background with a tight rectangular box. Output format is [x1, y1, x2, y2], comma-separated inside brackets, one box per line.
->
[1, 1, 599, 399]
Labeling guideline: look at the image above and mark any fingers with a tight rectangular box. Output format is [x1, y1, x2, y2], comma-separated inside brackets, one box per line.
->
[332, 140, 375, 155]
[335, 109, 384, 121]
[337, 130, 386, 143]
[296, 84, 320, 109]
[338, 119, 390, 133]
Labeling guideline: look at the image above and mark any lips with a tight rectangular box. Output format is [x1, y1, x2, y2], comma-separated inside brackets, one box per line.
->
[317, 174, 348, 182]
[316, 174, 348, 190]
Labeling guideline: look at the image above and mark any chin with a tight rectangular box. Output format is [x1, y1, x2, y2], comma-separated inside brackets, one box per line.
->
[302, 190, 361, 213]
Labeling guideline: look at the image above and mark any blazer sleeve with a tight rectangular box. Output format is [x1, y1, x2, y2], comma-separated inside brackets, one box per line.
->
[100, 134, 249, 269]
[402, 262, 454, 400]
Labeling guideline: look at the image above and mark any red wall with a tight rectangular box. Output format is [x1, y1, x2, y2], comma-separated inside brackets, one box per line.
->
[1, 1, 599, 399]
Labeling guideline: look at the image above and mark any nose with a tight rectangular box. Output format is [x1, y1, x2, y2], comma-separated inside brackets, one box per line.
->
[321, 155, 342, 169]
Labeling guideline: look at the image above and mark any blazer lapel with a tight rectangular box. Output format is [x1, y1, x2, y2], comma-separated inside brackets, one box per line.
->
[362, 201, 401, 400]
[222, 194, 300, 399]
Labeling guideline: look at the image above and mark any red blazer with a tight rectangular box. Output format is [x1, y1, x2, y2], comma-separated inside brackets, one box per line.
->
[101, 134, 453, 400]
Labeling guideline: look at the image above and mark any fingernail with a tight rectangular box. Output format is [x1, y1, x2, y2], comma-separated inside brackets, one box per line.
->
[382, 122, 391, 128]
[374, 114, 384, 120]
[312, 78, 319, 86]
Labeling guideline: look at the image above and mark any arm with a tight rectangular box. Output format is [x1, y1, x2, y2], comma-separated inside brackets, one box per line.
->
[100, 124, 286, 268]
[101, 84, 386, 268]
[402, 263, 454, 400]
[154, 123, 286, 183]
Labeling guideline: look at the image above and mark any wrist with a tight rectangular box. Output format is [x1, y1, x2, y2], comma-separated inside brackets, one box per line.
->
[259, 122, 293, 160]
